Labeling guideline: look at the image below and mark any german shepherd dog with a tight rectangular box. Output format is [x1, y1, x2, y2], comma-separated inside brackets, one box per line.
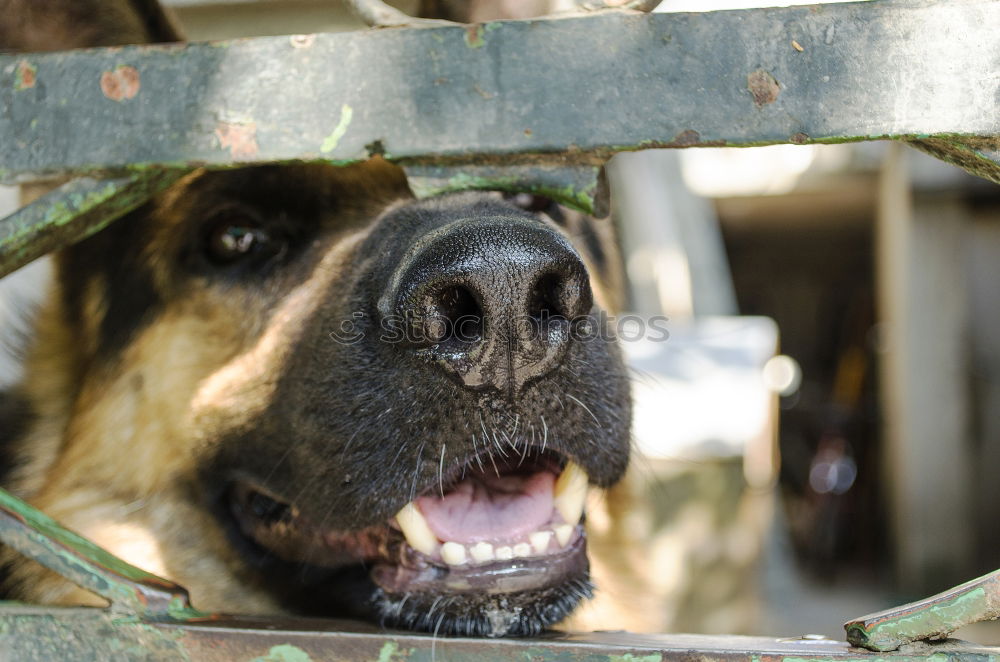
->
[0, 0, 632, 637]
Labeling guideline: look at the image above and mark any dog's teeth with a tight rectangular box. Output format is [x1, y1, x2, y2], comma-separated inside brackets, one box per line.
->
[529, 530, 552, 554]
[495, 545, 514, 561]
[441, 541, 467, 566]
[513, 542, 532, 558]
[395, 502, 439, 556]
[554, 524, 574, 547]
[469, 542, 495, 564]
[553, 461, 588, 525]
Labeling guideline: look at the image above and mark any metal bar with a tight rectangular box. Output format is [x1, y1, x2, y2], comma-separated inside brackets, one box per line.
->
[0, 488, 203, 621]
[3, 606, 1000, 662]
[0, 0, 998, 182]
[0, 171, 188, 278]
[910, 139, 1000, 187]
[403, 164, 608, 216]
[845, 569, 1000, 652]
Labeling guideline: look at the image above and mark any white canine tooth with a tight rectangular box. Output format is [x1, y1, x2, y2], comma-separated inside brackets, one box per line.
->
[513, 543, 531, 558]
[530, 530, 552, 554]
[555, 524, 574, 547]
[441, 541, 467, 565]
[495, 545, 514, 561]
[553, 461, 588, 525]
[395, 502, 439, 556]
[470, 542, 495, 564]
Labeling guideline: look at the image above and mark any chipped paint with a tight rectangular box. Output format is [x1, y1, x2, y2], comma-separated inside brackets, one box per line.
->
[782, 656, 955, 662]
[100, 65, 141, 101]
[289, 34, 316, 49]
[847, 588, 990, 651]
[611, 654, 661, 662]
[378, 641, 404, 662]
[670, 129, 702, 147]
[321, 104, 353, 154]
[465, 23, 500, 49]
[747, 69, 780, 107]
[14, 60, 35, 90]
[0, 485, 208, 620]
[216, 121, 259, 160]
[250, 644, 314, 662]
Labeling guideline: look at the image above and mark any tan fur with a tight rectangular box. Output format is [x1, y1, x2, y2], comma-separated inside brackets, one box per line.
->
[5, 161, 414, 611]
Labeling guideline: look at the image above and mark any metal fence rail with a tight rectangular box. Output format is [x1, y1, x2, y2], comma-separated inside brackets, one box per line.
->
[2, 0, 999, 178]
[1, 0, 1000, 278]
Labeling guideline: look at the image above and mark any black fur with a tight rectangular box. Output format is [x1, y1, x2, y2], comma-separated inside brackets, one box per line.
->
[195, 192, 631, 631]
[0, 391, 32, 487]
[59, 208, 163, 364]
[372, 577, 595, 637]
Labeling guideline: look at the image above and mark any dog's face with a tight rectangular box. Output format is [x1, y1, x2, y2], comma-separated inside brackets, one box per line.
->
[10, 159, 631, 636]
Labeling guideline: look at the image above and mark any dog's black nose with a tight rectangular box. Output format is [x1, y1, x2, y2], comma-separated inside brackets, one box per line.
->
[379, 217, 592, 395]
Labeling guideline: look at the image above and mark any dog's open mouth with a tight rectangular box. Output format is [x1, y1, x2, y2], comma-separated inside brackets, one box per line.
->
[226, 448, 593, 635]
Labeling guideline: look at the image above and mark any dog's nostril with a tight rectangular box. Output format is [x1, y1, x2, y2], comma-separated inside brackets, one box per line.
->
[528, 269, 589, 324]
[528, 273, 565, 322]
[427, 285, 483, 344]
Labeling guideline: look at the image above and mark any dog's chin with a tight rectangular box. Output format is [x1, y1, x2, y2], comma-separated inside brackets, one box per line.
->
[368, 537, 593, 637]
[222, 448, 594, 636]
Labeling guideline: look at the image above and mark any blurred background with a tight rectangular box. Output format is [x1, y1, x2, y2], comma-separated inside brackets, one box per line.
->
[2, 0, 999, 644]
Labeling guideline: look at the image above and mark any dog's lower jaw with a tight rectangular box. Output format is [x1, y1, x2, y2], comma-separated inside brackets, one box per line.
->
[367, 532, 592, 637]
[371, 575, 594, 637]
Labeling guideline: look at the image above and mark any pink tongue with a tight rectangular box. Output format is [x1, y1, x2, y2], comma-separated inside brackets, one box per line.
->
[416, 471, 555, 544]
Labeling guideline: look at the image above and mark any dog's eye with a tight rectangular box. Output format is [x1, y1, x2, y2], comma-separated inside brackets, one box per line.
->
[204, 218, 278, 265]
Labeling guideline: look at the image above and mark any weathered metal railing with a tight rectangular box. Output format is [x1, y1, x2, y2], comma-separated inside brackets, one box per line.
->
[1, 0, 1000, 658]
[2, 0, 999, 278]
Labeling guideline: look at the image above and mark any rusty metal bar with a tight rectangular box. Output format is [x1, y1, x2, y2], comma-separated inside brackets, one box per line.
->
[0, 488, 203, 621]
[1, 0, 999, 277]
[845, 569, 1000, 652]
[0, 171, 188, 277]
[0, 0, 998, 181]
[4, 605, 1000, 662]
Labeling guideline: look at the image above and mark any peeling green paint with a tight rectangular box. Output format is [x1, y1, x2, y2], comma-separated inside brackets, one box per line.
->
[14, 60, 35, 91]
[378, 641, 404, 662]
[782, 655, 955, 662]
[610, 654, 661, 662]
[0, 487, 208, 618]
[465, 22, 500, 49]
[321, 104, 354, 153]
[847, 588, 989, 651]
[251, 644, 314, 662]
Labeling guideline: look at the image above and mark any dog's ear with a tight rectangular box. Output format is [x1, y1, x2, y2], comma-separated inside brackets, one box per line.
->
[0, 0, 182, 53]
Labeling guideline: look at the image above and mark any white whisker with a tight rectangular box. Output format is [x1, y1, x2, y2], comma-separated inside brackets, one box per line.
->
[438, 443, 447, 498]
[565, 393, 601, 427]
